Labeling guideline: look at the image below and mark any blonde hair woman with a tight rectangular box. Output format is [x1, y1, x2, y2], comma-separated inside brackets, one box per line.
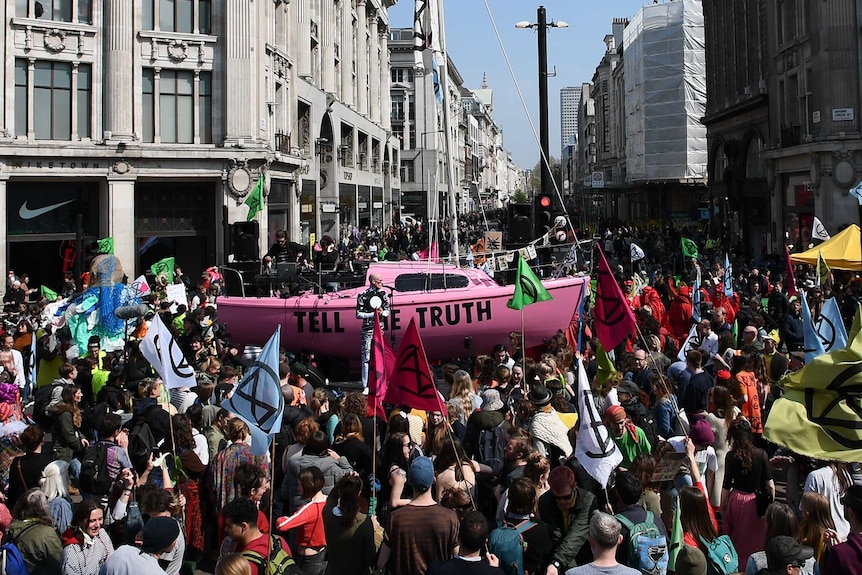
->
[447, 370, 481, 425]
[215, 553, 251, 575]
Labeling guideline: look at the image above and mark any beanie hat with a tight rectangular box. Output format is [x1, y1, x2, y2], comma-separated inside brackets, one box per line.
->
[141, 517, 180, 553]
[689, 417, 716, 446]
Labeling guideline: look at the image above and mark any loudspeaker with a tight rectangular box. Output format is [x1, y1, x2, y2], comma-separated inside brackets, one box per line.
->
[232, 221, 259, 261]
[507, 203, 533, 246]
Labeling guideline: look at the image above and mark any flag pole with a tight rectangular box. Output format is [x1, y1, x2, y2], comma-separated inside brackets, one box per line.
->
[520, 308, 526, 369]
[267, 437, 275, 570]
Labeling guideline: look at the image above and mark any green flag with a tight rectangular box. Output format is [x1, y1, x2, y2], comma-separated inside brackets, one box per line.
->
[680, 237, 699, 259]
[507, 255, 552, 310]
[97, 237, 114, 254]
[151, 257, 175, 282]
[667, 504, 684, 571]
[40, 285, 58, 302]
[595, 341, 616, 388]
[245, 174, 265, 221]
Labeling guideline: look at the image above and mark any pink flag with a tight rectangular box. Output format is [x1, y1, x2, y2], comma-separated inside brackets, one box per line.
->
[418, 242, 439, 261]
[594, 247, 637, 351]
[784, 244, 797, 297]
[386, 318, 444, 413]
[368, 311, 394, 421]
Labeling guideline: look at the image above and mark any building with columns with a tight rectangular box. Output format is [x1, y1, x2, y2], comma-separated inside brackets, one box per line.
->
[0, 0, 399, 289]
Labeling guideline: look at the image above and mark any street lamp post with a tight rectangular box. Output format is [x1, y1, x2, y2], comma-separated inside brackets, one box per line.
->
[420, 129, 445, 221]
[517, 6, 568, 205]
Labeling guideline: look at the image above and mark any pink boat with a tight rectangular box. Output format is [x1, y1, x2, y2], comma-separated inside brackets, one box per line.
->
[217, 262, 589, 365]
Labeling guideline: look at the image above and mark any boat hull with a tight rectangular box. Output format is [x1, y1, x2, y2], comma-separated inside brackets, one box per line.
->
[217, 269, 589, 364]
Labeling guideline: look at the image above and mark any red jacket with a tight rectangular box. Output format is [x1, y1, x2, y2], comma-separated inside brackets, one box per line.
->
[668, 288, 694, 342]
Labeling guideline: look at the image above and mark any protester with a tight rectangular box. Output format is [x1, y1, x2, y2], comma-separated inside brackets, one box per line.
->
[322, 475, 376, 575]
[563, 512, 640, 575]
[60, 499, 114, 575]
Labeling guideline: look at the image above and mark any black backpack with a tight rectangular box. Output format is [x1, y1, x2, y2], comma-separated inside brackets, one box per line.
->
[127, 418, 156, 474]
[79, 442, 113, 495]
[31, 385, 54, 430]
[627, 405, 659, 453]
[477, 421, 506, 477]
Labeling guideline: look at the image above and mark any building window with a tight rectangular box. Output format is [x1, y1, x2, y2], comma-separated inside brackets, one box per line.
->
[143, 0, 209, 33]
[33, 60, 72, 140]
[142, 69, 155, 142]
[391, 94, 404, 122]
[159, 70, 194, 143]
[401, 160, 415, 183]
[77, 63, 91, 139]
[199, 71, 212, 143]
[14, 60, 27, 138]
[142, 68, 211, 144]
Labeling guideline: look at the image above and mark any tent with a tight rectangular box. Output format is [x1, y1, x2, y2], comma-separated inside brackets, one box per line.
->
[790, 224, 861, 270]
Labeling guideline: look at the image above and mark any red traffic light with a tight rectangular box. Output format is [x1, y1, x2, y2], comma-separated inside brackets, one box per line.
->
[539, 196, 551, 208]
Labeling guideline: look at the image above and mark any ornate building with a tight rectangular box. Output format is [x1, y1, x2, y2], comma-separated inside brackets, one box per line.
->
[0, 0, 399, 287]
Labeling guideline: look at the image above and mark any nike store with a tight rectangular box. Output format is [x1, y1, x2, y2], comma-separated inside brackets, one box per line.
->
[7, 182, 102, 290]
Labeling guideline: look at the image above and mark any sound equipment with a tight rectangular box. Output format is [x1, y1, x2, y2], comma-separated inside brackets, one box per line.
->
[232, 221, 259, 261]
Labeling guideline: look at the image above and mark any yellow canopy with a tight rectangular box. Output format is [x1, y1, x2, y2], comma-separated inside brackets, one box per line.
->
[790, 224, 861, 270]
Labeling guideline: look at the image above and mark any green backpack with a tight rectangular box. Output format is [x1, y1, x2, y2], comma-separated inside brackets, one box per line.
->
[241, 536, 304, 575]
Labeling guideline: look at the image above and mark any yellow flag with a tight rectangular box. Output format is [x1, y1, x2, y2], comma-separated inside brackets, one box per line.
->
[816, 251, 830, 287]
[764, 306, 862, 462]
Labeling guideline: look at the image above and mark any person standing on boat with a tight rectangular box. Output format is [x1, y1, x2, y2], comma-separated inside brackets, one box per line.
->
[356, 273, 389, 389]
[264, 229, 309, 268]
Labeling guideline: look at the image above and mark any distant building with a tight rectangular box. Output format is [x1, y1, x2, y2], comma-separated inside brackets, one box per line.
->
[560, 86, 581, 158]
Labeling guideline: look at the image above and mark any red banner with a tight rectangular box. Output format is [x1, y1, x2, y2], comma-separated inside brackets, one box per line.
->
[594, 247, 637, 351]
[385, 318, 444, 413]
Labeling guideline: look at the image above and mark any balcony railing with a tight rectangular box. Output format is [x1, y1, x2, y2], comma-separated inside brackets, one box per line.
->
[275, 132, 291, 153]
[780, 124, 801, 148]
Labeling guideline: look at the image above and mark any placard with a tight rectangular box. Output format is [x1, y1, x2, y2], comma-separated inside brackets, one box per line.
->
[650, 452, 687, 483]
[165, 283, 188, 308]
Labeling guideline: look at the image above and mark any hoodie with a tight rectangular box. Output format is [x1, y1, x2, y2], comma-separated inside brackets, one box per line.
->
[823, 532, 862, 575]
[132, 397, 169, 444]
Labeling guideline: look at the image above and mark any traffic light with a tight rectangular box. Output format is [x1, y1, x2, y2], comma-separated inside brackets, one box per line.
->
[533, 193, 553, 238]
[507, 204, 533, 246]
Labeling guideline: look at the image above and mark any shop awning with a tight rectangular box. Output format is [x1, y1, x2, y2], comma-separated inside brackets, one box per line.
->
[790, 224, 862, 270]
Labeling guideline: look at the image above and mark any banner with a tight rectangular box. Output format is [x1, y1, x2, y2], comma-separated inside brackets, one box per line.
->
[40, 285, 58, 302]
[507, 255, 552, 310]
[630, 243, 645, 262]
[677, 324, 701, 361]
[692, 266, 702, 324]
[812, 217, 831, 241]
[130, 275, 151, 297]
[804, 295, 848, 362]
[140, 315, 195, 390]
[386, 318, 444, 413]
[594, 247, 636, 351]
[223, 327, 285, 456]
[574, 358, 622, 487]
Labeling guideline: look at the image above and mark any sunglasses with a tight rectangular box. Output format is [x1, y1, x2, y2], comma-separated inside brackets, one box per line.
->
[553, 491, 574, 501]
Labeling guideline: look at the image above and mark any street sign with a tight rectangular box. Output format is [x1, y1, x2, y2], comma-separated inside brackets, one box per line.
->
[591, 171, 605, 189]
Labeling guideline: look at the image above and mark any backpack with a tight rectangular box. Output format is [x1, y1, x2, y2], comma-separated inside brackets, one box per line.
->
[487, 519, 536, 575]
[0, 523, 37, 575]
[241, 535, 303, 575]
[477, 421, 506, 477]
[699, 535, 738, 575]
[0, 542, 28, 575]
[79, 442, 113, 495]
[127, 418, 156, 474]
[626, 405, 659, 453]
[30, 385, 54, 430]
[616, 511, 668, 575]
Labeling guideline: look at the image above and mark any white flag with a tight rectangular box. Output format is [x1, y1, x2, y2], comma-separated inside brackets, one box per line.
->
[812, 217, 831, 241]
[130, 275, 151, 297]
[630, 243, 645, 262]
[140, 315, 195, 389]
[677, 324, 701, 362]
[575, 358, 622, 488]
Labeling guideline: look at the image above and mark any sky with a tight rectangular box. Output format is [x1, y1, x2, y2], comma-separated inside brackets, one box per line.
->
[388, 0, 653, 169]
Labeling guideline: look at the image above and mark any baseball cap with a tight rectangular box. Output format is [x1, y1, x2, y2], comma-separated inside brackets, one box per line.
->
[765, 536, 814, 571]
[407, 456, 435, 491]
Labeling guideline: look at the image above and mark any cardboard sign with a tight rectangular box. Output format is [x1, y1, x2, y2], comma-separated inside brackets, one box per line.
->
[650, 452, 688, 483]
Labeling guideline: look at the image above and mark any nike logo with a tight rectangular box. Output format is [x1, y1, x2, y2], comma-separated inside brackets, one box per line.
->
[19, 199, 76, 220]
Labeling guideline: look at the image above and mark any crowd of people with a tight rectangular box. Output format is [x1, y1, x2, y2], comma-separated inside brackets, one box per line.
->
[0, 220, 857, 575]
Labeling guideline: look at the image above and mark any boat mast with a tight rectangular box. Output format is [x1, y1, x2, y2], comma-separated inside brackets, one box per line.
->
[436, 0, 461, 260]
